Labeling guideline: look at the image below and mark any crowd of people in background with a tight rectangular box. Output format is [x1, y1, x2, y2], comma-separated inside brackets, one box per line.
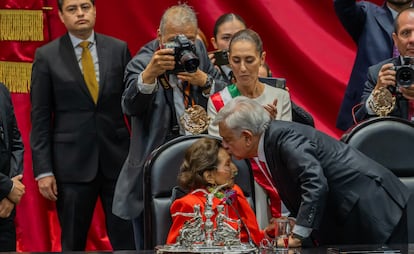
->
[1, 0, 414, 251]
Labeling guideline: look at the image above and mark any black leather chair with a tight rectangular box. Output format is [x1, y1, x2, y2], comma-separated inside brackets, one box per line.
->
[341, 116, 414, 243]
[142, 134, 255, 249]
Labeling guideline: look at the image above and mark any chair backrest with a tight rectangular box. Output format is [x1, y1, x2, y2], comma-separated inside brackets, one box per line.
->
[142, 134, 255, 249]
[341, 116, 414, 243]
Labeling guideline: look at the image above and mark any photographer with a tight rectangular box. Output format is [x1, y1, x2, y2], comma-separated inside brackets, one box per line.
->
[355, 7, 414, 124]
[112, 3, 226, 250]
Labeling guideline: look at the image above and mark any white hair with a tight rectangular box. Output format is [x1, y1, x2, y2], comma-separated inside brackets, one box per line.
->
[213, 96, 271, 136]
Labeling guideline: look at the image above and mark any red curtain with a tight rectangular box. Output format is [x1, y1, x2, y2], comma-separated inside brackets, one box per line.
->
[2, 0, 384, 251]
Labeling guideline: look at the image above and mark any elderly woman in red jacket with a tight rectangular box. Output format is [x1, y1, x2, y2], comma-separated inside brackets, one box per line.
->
[166, 137, 275, 246]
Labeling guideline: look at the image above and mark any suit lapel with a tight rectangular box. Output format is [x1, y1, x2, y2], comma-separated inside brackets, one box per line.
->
[61, 34, 95, 102]
[95, 33, 109, 103]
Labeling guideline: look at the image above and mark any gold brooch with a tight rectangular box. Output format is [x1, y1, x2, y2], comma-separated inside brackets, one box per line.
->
[180, 105, 210, 134]
[368, 86, 396, 117]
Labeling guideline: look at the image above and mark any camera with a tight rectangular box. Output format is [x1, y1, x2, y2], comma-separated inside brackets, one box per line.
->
[211, 50, 229, 66]
[394, 57, 414, 88]
[164, 34, 200, 73]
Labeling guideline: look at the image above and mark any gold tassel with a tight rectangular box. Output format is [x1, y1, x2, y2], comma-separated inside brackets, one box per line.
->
[0, 9, 44, 41]
[0, 61, 32, 93]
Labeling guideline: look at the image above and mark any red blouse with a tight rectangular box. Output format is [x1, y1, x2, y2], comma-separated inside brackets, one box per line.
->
[166, 184, 265, 245]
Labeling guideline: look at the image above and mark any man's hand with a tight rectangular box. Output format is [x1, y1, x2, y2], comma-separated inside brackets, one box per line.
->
[275, 235, 302, 248]
[399, 85, 414, 100]
[0, 198, 15, 218]
[7, 174, 25, 204]
[176, 69, 208, 87]
[37, 175, 58, 201]
[375, 63, 396, 91]
[142, 48, 176, 84]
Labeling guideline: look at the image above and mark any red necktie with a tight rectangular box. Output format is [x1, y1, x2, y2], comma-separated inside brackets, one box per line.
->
[249, 158, 281, 218]
[408, 100, 414, 122]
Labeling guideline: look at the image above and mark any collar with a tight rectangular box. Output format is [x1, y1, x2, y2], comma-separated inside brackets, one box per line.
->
[387, 5, 399, 20]
[69, 31, 96, 48]
[258, 132, 266, 162]
[387, 3, 414, 20]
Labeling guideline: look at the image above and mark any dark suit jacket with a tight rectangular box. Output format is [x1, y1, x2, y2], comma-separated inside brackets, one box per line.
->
[335, 0, 395, 130]
[112, 39, 226, 219]
[30, 33, 131, 183]
[0, 83, 24, 200]
[264, 120, 409, 244]
[354, 57, 410, 122]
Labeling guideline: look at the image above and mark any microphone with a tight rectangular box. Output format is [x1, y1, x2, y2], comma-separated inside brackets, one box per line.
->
[225, 196, 258, 249]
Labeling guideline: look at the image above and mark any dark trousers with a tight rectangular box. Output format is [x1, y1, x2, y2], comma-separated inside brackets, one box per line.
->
[0, 209, 16, 252]
[56, 172, 135, 251]
[132, 214, 144, 250]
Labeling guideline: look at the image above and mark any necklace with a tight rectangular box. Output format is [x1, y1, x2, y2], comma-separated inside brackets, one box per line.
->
[207, 186, 237, 204]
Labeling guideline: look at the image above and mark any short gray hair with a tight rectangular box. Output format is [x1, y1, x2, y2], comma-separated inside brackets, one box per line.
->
[213, 96, 271, 136]
[159, 4, 198, 35]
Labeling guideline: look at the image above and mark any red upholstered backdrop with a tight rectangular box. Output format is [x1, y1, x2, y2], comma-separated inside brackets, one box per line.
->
[4, 0, 384, 251]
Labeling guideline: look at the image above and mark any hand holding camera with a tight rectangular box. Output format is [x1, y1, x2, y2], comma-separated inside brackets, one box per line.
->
[164, 34, 200, 74]
[143, 34, 200, 84]
[209, 49, 229, 66]
[143, 47, 176, 84]
[393, 57, 414, 99]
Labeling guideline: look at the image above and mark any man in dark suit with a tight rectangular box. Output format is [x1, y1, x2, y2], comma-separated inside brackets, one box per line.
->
[334, 0, 412, 131]
[112, 3, 226, 249]
[355, 7, 414, 122]
[0, 83, 25, 251]
[214, 96, 409, 246]
[30, 0, 134, 250]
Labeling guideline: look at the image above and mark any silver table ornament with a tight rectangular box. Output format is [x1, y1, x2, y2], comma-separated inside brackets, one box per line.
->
[156, 184, 258, 254]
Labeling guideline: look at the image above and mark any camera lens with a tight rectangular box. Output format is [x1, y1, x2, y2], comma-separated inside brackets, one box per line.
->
[396, 66, 414, 88]
[179, 50, 200, 73]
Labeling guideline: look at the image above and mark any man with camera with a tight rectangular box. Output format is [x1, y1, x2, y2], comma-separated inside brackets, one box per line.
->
[354, 7, 414, 124]
[334, 0, 413, 131]
[112, 3, 226, 250]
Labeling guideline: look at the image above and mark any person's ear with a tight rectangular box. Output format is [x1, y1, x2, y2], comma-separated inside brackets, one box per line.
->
[58, 10, 65, 23]
[211, 37, 218, 50]
[261, 51, 266, 65]
[241, 130, 254, 146]
[157, 29, 162, 45]
[203, 171, 215, 185]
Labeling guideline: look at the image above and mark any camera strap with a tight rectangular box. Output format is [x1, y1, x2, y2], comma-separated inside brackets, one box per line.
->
[158, 75, 180, 137]
[181, 81, 195, 108]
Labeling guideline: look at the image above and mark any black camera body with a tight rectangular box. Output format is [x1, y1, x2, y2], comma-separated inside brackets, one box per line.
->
[164, 34, 199, 73]
[212, 50, 229, 66]
[394, 57, 414, 88]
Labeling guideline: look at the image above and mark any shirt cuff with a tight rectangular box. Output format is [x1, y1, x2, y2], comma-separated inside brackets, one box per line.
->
[292, 224, 312, 238]
[137, 72, 157, 94]
[35, 172, 54, 181]
[366, 93, 376, 115]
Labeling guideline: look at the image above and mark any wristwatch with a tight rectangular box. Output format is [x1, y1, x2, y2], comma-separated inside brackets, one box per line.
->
[202, 75, 214, 94]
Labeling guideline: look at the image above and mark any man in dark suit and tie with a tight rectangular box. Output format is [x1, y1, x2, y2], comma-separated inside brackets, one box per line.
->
[214, 96, 409, 247]
[334, 0, 412, 130]
[0, 82, 25, 251]
[30, 0, 134, 250]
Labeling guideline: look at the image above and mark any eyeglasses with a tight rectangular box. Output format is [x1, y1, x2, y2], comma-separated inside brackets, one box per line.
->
[64, 4, 93, 15]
